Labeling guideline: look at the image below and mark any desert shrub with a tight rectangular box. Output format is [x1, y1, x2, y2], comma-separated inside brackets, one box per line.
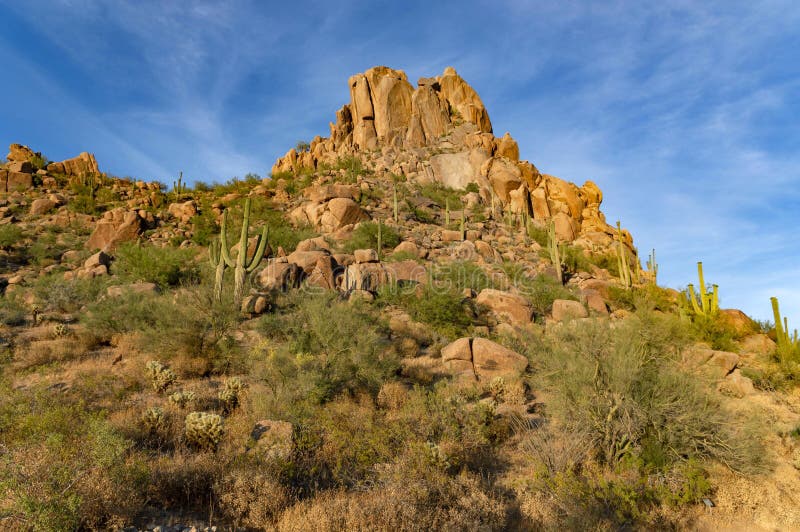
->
[535, 313, 765, 473]
[417, 182, 464, 212]
[516, 273, 577, 318]
[341, 221, 400, 254]
[276, 382, 503, 498]
[527, 223, 549, 247]
[586, 250, 620, 277]
[84, 282, 240, 373]
[0, 224, 23, 249]
[607, 284, 675, 313]
[379, 285, 475, 339]
[276, 453, 507, 531]
[256, 293, 397, 405]
[560, 244, 592, 275]
[0, 296, 26, 326]
[690, 314, 739, 351]
[0, 391, 147, 530]
[190, 210, 219, 246]
[335, 155, 366, 182]
[214, 471, 292, 529]
[32, 273, 108, 313]
[430, 260, 492, 293]
[114, 241, 199, 288]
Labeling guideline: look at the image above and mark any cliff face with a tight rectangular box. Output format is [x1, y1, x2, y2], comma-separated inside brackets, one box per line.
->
[272, 66, 630, 250]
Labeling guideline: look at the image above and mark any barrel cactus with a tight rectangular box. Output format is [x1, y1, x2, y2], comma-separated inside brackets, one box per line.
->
[185, 411, 224, 451]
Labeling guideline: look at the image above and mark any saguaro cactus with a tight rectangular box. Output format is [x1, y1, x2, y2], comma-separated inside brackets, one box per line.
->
[646, 248, 658, 285]
[685, 262, 718, 317]
[208, 238, 227, 302]
[393, 183, 399, 223]
[547, 219, 563, 284]
[173, 171, 188, 200]
[220, 198, 268, 305]
[616, 221, 632, 289]
[771, 296, 799, 355]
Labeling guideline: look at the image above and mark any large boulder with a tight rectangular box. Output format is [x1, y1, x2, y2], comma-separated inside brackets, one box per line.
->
[5, 171, 33, 192]
[168, 200, 197, 223]
[438, 67, 492, 133]
[6, 143, 37, 163]
[47, 152, 100, 176]
[30, 198, 57, 216]
[257, 259, 303, 291]
[441, 337, 528, 382]
[551, 299, 588, 322]
[471, 338, 529, 380]
[407, 83, 450, 146]
[476, 288, 533, 326]
[85, 208, 143, 251]
[320, 198, 368, 232]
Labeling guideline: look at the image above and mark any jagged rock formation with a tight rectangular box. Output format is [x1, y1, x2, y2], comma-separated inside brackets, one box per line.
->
[271, 66, 628, 250]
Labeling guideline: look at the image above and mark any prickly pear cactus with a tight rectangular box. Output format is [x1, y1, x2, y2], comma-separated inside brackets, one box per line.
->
[185, 411, 224, 451]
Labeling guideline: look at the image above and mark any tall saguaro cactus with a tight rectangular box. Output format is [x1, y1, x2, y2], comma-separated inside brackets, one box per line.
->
[771, 297, 799, 355]
[208, 239, 227, 302]
[685, 262, 718, 317]
[220, 198, 268, 305]
[547, 219, 563, 285]
[616, 221, 632, 289]
[646, 248, 658, 285]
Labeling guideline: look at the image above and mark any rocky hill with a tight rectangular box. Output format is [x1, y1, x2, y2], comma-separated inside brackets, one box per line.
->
[0, 66, 799, 531]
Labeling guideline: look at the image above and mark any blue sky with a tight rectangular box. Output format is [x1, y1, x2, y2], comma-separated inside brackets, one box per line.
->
[1, 0, 798, 323]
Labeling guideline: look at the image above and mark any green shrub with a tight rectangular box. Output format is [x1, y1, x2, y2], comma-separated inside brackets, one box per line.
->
[256, 293, 397, 405]
[379, 285, 475, 339]
[535, 313, 765, 473]
[561, 244, 592, 275]
[32, 274, 108, 313]
[341, 221, 400, 254]
[0, 224, 23, 250]
[0, 296, 26, 326]
[431, 260, 492, 293]
[114, 242, 199, 288]
[516, 274, 577, 317]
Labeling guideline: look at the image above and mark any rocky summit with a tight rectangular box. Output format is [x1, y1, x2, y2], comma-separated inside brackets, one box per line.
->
[1, 66, 799, 531]
[273, 66, 621, 246]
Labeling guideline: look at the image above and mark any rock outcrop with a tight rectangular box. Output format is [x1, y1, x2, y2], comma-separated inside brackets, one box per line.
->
[270, 66, 631, 250]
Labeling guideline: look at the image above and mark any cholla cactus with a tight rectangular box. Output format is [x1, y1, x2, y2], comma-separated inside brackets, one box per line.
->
[185, 411, 224, 451]
[218, 377, 246, 413]
[424, 441, 451, 470]
[142, 406, 166, 434]
[488, 376, 506, 400]
[168, 390, 196, 409]
[52, 323, 69, 337]
[145, 360, 178, 393]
